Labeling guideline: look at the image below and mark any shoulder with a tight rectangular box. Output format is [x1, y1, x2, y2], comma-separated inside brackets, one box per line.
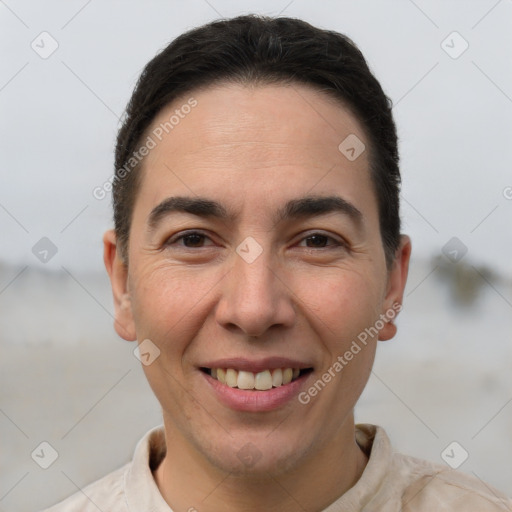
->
[40, 426, 166, 512]
[354, 424, 511, 512]
[41, 463, 129, 512]
[393, 452, 512, 511]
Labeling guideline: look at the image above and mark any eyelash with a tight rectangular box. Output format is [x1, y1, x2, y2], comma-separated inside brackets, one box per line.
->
[165, 230, 346, 250]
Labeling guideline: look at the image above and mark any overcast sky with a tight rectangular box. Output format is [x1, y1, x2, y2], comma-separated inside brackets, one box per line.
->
[1, 0, 511, 275]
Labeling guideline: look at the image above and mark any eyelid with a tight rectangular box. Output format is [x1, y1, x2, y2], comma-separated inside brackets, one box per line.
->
[165, 229, 216, 247]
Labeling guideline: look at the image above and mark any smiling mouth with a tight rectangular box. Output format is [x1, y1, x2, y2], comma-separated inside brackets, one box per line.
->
[200, 367, 313, 391]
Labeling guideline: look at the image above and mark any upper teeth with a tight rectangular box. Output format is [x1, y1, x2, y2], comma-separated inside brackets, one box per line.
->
[211, 368, 301, 390]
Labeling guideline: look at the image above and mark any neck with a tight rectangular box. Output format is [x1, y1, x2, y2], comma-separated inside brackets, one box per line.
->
[153, 416, 368, 512]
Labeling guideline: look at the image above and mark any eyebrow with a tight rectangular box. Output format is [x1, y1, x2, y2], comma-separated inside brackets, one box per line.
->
[147, 195, 363, 231]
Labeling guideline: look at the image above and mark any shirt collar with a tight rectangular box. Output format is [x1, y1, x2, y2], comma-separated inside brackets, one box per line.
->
[124, 425, 173, 511]
[322, 424, 391, 511]
[124, 423, 391, 512]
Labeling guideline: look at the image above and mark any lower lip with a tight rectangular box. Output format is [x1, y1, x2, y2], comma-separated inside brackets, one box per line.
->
[202, 371, 311, 412]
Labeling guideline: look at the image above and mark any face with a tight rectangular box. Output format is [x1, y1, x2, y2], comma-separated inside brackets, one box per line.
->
[104, 83, 410, 476]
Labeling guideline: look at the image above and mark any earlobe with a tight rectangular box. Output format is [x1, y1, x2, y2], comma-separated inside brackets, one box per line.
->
[379, 319, 397, 341]
[378, 235, 412, 341]
[103, 230, 137, 341]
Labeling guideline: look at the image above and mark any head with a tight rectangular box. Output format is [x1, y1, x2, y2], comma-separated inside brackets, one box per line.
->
[104, 15, 411, 477]
[113, 15, 402, 268]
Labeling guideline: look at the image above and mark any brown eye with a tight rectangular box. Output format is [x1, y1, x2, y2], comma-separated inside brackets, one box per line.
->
[299, 233, 344, 249]
[305, 234, 329, 248]
[165, 231, 214, 248]
[180, 233, 206, 247]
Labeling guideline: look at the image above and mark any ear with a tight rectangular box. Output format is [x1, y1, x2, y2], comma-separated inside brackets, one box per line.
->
[103, 229, 137, 341]
[378, 235, 412, 341]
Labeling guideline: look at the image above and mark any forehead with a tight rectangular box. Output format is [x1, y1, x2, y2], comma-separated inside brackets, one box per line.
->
[147, 82, 367, 160]
[134, 82, 376, 224]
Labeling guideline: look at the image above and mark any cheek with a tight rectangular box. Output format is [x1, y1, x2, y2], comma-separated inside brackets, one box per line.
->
[132, 265, 197, 321]
[128, 266, 207, 410]
[293, 269, 381, 432]
[294, 267, 384, 346]
[128, 263, 227, 356]
[293, 266, 383, 399]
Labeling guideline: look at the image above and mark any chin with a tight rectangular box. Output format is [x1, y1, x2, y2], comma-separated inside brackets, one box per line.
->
[201, 431, 309, 477]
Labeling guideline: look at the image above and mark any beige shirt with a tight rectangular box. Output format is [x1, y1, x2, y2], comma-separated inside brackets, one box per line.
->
[43, 424, 511, 511]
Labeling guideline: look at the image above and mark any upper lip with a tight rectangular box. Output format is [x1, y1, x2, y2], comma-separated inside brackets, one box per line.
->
[199, 357, 313, 374]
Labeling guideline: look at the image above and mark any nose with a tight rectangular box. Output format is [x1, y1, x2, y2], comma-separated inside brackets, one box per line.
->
[215, 244, 296, 338]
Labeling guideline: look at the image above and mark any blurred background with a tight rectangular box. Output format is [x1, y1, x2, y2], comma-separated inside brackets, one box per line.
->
[1, 1, 511, 510]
